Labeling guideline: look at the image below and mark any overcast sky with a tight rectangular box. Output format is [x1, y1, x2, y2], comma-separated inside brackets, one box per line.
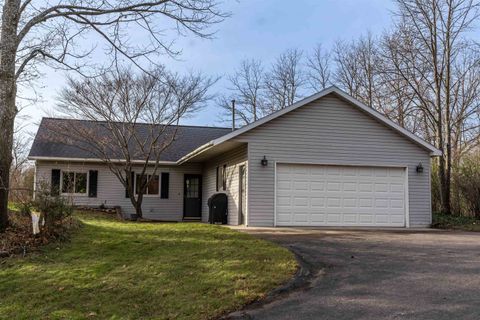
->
[22, 0, 396, 135]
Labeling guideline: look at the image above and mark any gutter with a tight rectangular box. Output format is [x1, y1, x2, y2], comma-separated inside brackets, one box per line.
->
[28, 156, 177, 165]
[176, 141, 215, 165]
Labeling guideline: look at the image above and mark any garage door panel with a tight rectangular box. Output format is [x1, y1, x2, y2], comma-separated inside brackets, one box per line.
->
[276, 164, 406, 227]
[343, 198, 357, 207]
[343, 182, 357, 192]
[311, 197, 325, 206]
[310, 214, 326, 222]
[311, 181, 325, 191]
[277, 180, 291, 191]
[343, 214, 358, 223]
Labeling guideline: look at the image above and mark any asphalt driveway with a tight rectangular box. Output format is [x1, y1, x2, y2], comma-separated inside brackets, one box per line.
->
[227, 228, 480, 320]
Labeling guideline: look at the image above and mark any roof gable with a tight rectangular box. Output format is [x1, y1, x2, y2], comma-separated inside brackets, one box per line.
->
[178, 86, 441, 163]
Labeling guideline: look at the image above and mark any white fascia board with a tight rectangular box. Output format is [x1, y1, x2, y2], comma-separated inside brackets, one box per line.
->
[176, 142, 214, 164]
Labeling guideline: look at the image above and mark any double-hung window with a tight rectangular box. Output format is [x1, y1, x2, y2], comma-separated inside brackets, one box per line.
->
[62, 171, 87, 195]
[136, 174, 159, 196]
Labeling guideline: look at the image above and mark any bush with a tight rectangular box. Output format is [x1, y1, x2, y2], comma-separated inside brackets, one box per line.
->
[32, 182, 74, 232]
[16, 201, 33, 217]
[432, 152, 480, 217]
[432, 212, 480, 231]
[453, 152, 480, 217]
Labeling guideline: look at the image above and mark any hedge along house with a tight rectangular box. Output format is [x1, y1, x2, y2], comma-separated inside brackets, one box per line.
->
[29, 86, 441, 227]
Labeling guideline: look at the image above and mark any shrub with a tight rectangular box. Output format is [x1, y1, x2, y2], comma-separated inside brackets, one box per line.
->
[432, 152, 480, 217]
[32, 182, 74, 232]
[16, 201, 33, 217]
[453, 152, 480, 217]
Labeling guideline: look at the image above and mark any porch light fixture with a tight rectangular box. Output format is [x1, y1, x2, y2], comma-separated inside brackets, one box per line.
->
[416, 162, 424, 173]
[261, 156, 268, 167]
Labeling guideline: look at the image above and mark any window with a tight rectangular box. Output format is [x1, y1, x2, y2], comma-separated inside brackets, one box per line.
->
[216, 166, 226, 191]
[185, 177, 200, 198]
[62, 171, 87, 194]
[136, 174, 159, 195]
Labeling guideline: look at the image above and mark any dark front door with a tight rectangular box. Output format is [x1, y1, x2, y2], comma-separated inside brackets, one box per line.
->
[239, 165, 246, 225]
[184, 174, 202, 219]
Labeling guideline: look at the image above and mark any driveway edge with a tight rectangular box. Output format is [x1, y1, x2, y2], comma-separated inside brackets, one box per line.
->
[222, 247, 316, 319]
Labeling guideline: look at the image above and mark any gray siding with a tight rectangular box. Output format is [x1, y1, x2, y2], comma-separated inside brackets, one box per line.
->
[201, 144, 248, 225]
[234, 93, 432, 227]
[35, 161, 202, 220]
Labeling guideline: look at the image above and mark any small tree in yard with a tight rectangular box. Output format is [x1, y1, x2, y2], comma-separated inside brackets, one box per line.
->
[51, 66, 214, 218]
[0, 0, 227, 231]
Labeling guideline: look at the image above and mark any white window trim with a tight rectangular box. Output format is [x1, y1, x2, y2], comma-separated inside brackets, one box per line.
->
[134, 173, 160, 198]
[61, 170, 89, 197]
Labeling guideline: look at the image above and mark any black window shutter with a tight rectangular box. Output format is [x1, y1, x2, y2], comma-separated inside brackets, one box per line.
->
[215, 167, 219, 192]
[51, 169, 61, 196]
[88, 170, 98, 198]
[125, 171, 135, 198]
[222, 164, 227, 191]
[161, 172, 170, 199]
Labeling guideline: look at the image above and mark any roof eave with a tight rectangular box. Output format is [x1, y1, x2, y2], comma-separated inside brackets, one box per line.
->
[28, 156, 178, 165]
[176, 141, 214, 164]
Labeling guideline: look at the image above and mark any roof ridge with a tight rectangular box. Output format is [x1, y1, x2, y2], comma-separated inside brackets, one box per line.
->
[41, 117, 232, 130]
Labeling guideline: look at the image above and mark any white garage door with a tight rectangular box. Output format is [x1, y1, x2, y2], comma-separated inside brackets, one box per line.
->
[276, 164, 406, 227]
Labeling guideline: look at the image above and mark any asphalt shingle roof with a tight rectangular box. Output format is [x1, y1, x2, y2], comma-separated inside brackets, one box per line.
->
[29, 118, 232, 162]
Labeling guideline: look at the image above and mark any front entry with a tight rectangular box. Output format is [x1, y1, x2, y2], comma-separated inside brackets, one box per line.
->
[184, 174, 202, 220]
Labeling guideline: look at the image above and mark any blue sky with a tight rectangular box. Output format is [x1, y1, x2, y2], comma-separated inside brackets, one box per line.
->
[23, 0, 396, 133]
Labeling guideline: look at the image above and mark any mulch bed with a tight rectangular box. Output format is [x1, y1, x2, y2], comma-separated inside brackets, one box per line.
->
[0, 211, 80, 259]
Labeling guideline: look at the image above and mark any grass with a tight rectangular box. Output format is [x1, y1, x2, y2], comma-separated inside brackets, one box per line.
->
[7, 202, 18, 211]
[0, 212, 297, 320]
[432, 212, 480, 232]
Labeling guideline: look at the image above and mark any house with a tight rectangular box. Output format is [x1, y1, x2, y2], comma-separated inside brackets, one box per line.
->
[28, 86, 441, 227]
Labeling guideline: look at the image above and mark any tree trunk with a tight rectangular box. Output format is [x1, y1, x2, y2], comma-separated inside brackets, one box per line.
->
[135, 201, 143, 218]
[125, 170, 144, 218]
[135, 192, 144, 218]
[0, 0, 20, 231]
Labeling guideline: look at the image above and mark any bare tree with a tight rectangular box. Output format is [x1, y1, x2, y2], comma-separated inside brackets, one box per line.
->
[333, 40, 362, 99]
[9, 127, 32, 203]
[0, 0, 227, 231]
[306, 43, 331, 91]
[333, 34, 381, 108]
[386, 0, 480, 214]
[53, 66, 214, 217]
[219, 59, 266, 126]
[264, 48, 306, 112]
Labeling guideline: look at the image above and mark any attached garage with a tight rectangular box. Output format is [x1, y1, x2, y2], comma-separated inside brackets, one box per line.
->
[177, 86, 441, 228]
[275, 164, 407, 227]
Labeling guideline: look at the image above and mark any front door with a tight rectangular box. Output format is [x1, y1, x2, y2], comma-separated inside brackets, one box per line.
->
[184, 174, 202, 219]
[239, 165, 246, 225]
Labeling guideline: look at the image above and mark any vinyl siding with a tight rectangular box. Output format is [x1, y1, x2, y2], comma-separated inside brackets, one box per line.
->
[201, 144, 247, 225]
[234, 93, 432, 227]
[35, 160, 202, 220]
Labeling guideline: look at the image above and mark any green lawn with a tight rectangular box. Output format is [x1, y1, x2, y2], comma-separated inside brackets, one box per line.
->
[0, 213, 297, 320]
[7, 202, 18, 211]
[432, 212, 480, 232]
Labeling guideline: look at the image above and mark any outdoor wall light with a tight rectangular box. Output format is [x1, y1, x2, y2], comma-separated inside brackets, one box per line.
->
[416, 162, 424, 173]
[261, 156, 268, 167]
